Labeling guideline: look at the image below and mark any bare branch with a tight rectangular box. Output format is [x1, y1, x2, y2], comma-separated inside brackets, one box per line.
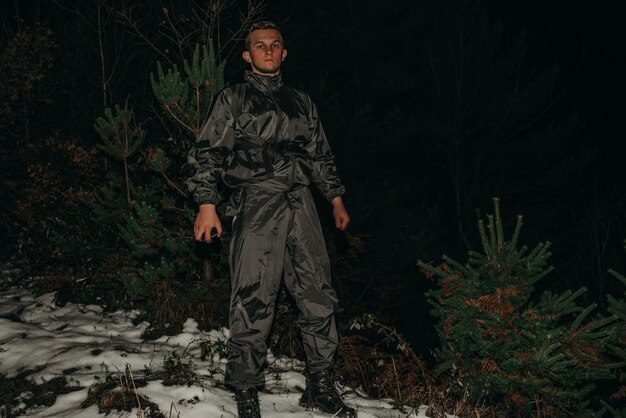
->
[108, 2, 174, 65]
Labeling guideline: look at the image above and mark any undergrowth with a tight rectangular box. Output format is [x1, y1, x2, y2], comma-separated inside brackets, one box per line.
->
[81, 365, 164, 417]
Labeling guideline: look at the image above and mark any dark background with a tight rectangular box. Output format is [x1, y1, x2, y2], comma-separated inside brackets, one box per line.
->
[1, 0, 624, 354]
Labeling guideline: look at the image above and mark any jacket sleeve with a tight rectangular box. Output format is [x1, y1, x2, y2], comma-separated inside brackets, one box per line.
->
[186, 88, 236, 206]
[305, 97, 346, 201]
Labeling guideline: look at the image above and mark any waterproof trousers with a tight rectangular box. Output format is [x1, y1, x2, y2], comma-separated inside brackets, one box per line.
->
[224, 184, 339, 390]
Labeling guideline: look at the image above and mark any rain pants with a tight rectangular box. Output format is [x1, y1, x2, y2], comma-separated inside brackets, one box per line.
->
[187, 70, 346, 389]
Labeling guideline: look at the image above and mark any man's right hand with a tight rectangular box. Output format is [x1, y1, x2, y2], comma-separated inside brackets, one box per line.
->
[194, 204, 222, 243]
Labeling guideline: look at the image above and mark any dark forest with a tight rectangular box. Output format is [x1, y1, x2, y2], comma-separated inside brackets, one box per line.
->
[1, 1, 624, 416]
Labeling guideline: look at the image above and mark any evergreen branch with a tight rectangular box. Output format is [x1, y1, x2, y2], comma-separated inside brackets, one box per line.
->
[478, 219, 491, 258]
[606, 343, 626, 360]
[578, 315, 619, 335]
[505, 248, 524, 271]
[510, 215, 523, 250]
[417, 260, 449, 279]
[599, 399, 624, 418]
[606, 359, 626, 370]
[463, 263, 479, 278]
[533, 242, 552, 264]
[527, 243, 543, 262]
[493, 198, 504, 251]
[608, 269, 626, 286]
[487, 214, 497, 256]
[563, 287, 588, 305]
[527, 266, 553, 286]
[194, 83, 201, 128]
[442, 255, 470, 277]
[467, 250, 486, 260]
[571, 303, 597, 331]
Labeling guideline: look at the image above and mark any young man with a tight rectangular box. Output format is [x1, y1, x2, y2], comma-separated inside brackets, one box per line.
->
[187, 21, 356, 418]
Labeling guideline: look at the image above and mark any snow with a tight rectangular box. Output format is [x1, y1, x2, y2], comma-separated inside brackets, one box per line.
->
[0, 286, 453, 418]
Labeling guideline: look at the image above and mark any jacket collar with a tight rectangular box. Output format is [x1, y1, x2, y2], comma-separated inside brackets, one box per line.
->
[244, 70, 283, 92]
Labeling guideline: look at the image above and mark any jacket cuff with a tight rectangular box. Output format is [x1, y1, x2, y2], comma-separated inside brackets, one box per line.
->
[324, 186, 346, 202]
[197, 200, 218, 207]
[194, 193, 220, 207]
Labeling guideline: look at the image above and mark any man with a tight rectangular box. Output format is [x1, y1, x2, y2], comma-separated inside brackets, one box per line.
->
[187, 21, 357, 418]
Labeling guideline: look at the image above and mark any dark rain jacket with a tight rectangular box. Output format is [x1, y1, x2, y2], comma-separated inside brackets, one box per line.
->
[186, 70, 345, 207]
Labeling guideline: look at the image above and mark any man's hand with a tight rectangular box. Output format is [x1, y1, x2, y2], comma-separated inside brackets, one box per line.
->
[331, 196, 350, 230]
[194, 204, 223, 243]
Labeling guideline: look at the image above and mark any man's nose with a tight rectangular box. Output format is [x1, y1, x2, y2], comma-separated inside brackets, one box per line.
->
[265, 48, 272, 55]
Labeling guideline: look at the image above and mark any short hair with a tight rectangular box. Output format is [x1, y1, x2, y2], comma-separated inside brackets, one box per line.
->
[244, 21, 283, 51]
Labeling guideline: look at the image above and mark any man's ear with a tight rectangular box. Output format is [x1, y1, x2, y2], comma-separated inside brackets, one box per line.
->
[242, 50, 252, 63]
[281, 48, 288, 61]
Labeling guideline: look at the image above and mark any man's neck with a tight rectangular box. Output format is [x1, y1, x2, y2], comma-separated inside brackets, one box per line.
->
[244, 70, 283, 92]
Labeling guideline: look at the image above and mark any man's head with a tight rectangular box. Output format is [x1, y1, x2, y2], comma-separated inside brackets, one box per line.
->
[242, 21, 287, 76]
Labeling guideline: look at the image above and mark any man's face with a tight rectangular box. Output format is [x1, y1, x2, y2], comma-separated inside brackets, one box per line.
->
[242, 29, 287, 76]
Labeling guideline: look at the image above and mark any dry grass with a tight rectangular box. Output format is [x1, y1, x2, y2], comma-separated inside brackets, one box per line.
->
[80, 365, 165, 418]
[335, 331, 500, 417]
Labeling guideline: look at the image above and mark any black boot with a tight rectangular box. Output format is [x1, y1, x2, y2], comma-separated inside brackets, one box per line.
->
[299, 369, 357, 417]
[234, 387, 261, 418]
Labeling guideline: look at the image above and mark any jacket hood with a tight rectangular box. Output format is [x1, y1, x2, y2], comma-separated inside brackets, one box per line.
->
[244, 70, 283, 92]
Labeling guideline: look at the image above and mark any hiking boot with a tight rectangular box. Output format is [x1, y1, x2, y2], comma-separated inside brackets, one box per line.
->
[299, 369, 357, 417]
[235, 387, 261, 418]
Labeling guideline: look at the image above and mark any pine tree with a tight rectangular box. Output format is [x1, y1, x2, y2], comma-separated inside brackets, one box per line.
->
[151, 43, 224, 139]
[87, 43, 229, 335]
[600, 241, 626, 416]
[418, 198, 617, 416]
[87, 101, 147, 225]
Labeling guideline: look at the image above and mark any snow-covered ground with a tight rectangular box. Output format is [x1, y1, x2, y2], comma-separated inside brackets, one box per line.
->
[0, 286, 439, 418]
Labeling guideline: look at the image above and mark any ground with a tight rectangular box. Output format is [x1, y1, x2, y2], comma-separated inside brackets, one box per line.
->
[0, 272, 448, 418]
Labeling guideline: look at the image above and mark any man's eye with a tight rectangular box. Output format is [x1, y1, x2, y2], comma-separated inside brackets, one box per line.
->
[272, 44, 280, 48]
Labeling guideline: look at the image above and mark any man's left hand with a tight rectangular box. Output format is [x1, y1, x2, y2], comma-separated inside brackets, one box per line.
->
[331, 196, 350, 230]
